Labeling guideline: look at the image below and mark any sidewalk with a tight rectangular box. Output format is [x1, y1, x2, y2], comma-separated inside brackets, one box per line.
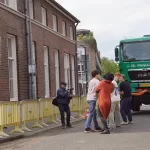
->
[0, 112, 84, 143]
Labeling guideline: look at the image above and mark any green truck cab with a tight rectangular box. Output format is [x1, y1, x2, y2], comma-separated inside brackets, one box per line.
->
[115, 35, 150, 111]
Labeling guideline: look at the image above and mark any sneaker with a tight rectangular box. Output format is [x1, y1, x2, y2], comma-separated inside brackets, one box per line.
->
[116, 125, 121, 128]
[95, 127, 103, 132]
[121, 122, 128, 125]
[84, 128, 95, 133]
[128, 121, 133, 124]
[101, 129, 110, 134]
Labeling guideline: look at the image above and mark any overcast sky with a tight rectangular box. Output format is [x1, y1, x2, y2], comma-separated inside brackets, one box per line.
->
[56, 0, 150, 59]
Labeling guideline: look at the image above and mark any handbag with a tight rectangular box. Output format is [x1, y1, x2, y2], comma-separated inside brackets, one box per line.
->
[52, 97, 58, 106]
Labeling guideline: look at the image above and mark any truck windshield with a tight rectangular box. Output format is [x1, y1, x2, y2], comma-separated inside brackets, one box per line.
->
[122, 41, 150, 62]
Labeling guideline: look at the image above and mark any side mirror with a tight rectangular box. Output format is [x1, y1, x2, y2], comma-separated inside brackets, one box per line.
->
[115, 58, 119, 61]
[115, 47, 119, 61]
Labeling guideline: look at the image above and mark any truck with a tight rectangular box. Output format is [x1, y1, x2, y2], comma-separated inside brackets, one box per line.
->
[115, 35, 150, 111]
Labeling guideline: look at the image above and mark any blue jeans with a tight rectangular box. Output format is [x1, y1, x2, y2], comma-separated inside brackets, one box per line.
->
[85, 101, 99, 129]
[120, 97, 132, 122]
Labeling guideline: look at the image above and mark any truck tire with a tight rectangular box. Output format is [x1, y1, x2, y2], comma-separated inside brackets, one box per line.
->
[131, 99, 141, 111]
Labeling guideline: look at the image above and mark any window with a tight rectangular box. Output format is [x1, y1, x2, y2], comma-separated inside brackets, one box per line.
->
[64, 54, 70, 89]
[41, 7, 47, 26]
[32, 42, 37, 98]
[53, 15, 58, 32]
[55, 50, 60, 93]
[62, 21, 66, 36]
[7, 35, 18, 101]
[71, 56, 75, 95]
[70, 26, 74, 40]
[122, 42, 150, 62]
[5, 0, 17, 10]
[30, 0, 34, 19]
[43, 46, 50, 98]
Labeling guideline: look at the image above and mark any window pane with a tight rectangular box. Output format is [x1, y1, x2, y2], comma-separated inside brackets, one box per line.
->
[71, 56, 75, 94]
[55, 50, 59, 92]
[42, 7, 47, 26]
[5, 0, 9, 6]
[53, 15, 57, 32]
[9, 60, 13, 78]
[30, 0, 34, 19]
[44, 46, 50, 97]
[64, 54, 70, 88]
[62, 21, 66, 36]
[70, 26, 74, 40]
[9, 79, 14, 98]
[8, 38, 12, 57]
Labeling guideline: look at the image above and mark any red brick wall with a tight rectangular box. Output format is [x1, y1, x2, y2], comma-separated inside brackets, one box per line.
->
[0, 0, 77, 101]
[0, 8, 28, 101]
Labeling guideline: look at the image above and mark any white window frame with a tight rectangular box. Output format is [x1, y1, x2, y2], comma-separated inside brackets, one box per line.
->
[71, 56, 75, 95]
[62, 21, 66, 36]
[55, 50, 60, 93]
[7, 35, 18, 101]
[4, 0, 17, 10]
[70, 26, 74, 40]
[30, 0, 34, 19]
[43, 46, 50, 98]
[41, 7, 47, 26]
[32, 42, 37, 99]
[64, 53, 70, 89]
[53, 15, 58, 32]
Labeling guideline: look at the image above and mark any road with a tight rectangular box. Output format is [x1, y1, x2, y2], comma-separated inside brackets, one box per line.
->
[1, 105, 150, 150]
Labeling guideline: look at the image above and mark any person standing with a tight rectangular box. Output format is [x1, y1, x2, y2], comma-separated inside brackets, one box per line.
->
[57, 82, 72, 129]
[108, 73, 121, 129]
[119, 74, 132, 125]
[84, 70, 102, 133]
[96, 73, 114, 134]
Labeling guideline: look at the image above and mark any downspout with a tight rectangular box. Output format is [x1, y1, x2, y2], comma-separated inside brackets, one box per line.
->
[25, 0, 31, 99]
[75, 22, 79, 95]
[28, 0, 34, 99]
[25, 0, 34, 99]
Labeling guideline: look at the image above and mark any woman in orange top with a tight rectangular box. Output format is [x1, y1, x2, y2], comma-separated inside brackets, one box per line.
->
[96, 73, 114, 134]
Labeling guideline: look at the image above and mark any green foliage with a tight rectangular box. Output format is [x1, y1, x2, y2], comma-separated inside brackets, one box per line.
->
[77, 32, 94, 41]
[101, 57, 119, 77]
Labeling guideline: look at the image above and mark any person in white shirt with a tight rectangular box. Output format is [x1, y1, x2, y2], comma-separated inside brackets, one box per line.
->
[85, 70, 102, 133]
[108, 73, 121, 129]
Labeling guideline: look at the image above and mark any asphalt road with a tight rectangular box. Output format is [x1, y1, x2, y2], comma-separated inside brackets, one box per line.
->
[1, 105, 150, 150]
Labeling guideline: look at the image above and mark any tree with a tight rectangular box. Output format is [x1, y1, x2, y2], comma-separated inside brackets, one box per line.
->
[101, 57, 119, 77]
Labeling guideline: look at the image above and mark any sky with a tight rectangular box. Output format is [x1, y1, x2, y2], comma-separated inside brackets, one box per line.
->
[56, 0, 150, 59]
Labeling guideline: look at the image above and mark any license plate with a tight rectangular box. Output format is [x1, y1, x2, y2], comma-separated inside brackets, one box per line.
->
[139, 83, 150, 87]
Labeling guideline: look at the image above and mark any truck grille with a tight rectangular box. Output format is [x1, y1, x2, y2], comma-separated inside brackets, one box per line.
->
[128, 70, 150, 81]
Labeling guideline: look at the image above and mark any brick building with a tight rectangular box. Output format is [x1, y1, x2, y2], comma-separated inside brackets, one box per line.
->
[77, 29, 102, 95]
[0, 0, 80, 101]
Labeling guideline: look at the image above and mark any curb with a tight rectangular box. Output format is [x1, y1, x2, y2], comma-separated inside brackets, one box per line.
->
[0, 117, 84, 144]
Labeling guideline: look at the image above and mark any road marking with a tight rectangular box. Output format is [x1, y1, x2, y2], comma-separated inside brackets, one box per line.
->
[76, 140, 86, 143]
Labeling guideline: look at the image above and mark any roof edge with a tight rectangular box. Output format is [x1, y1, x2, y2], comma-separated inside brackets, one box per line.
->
[47, 0, 80, 23]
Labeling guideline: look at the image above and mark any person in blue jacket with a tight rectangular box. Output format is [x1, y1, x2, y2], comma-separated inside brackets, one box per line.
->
[57, 82, 72, 129]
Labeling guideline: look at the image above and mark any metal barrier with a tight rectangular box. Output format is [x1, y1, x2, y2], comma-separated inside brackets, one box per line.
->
[70, 96, 81, 118]
[0, 96, 86, 136]
[0, 101, 23, 137]
[80, 96, 87, 116]
[39, 98, 57, 126]
[20, 100, 43, 132]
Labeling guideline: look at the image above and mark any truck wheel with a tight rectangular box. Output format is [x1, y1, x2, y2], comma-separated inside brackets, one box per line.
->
[132, 105, 140, 111]
[132, 99, 141, 111]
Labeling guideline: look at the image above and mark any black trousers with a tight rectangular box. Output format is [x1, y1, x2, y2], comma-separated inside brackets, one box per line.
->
[58, 104, 71, 126]
[120, 97, 132, 122]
